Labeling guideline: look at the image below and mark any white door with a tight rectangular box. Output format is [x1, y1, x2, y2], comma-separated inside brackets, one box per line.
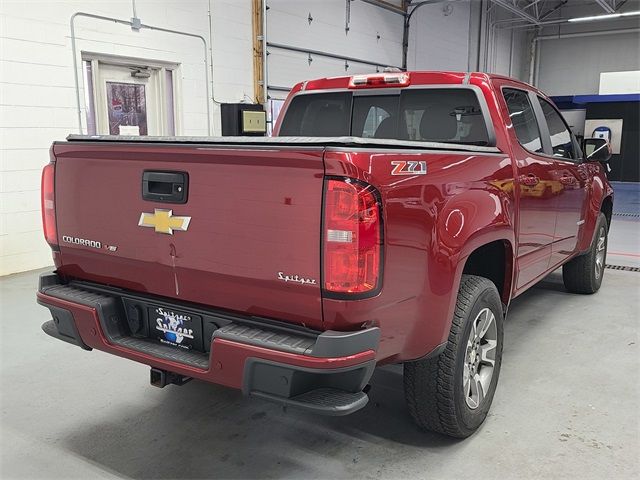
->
[95, 63, 163, 136]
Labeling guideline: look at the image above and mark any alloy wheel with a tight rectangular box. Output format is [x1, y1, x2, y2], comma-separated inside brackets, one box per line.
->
[595, 226, 607, 280]
[462, 307, 498, 410]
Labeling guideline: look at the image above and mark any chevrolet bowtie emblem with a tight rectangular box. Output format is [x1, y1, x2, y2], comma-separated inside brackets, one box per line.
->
[138, 209, 191, 235]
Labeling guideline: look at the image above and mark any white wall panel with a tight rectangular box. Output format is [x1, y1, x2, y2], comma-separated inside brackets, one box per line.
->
[267, 51, 389, 99]
[408, 1, 471, 71]
[407, 1, 530, 81]
[510, 28, 530, 81]
[599, 70, 640, 94]
[0, 0, 254, 276]
[536, 31, 640, 96]
[488, 27, 529, 80]
[266, 0, 404, 94]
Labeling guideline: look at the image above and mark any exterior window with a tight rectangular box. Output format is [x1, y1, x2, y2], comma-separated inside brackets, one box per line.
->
[279, 89, 490, 146]
[399, 89, 489, 146]
[279, 92, 351, 136]
[82, 58, 178, 136]
[538, 97, 575, 160]
[503, 88, 543, 153]
[106, 82, 148, 135]
[362, 107, 390, 138]
[352, 95, 398, 139]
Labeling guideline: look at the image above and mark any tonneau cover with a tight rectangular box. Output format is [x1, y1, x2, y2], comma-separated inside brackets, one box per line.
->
[65, 134, 502, 154]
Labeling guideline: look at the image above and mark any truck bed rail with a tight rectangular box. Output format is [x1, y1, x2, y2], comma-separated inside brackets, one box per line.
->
[65, 134, 502, 154]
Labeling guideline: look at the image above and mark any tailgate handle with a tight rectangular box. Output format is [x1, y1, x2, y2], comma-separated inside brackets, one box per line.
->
[142, 171, 188, 204]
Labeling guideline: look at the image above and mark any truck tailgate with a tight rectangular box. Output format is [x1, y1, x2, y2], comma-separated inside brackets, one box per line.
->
[52, 142, 325, 329]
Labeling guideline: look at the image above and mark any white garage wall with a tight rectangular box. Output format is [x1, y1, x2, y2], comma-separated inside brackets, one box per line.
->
[266, 0, 404, 98]
[210, 0, 255, 126]
[407, 1, 471, 71]
[510, 28, 531, 81]
[407, 1, 530, 81]
[536, 28, 640, 96]
[0, 0, 254, 276]
[265, 0, 532, 96]
[489, 24, 530, 79]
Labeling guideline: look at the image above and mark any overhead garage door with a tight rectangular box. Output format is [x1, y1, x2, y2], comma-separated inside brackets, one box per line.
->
[264, 0, 405, 127]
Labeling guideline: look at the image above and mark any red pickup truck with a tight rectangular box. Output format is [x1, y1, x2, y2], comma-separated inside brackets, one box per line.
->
[38, 71, 613, 438]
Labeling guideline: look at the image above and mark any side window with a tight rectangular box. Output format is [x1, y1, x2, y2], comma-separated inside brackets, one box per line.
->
[538, 97, 576, 160]
[502, 88, 544, 153]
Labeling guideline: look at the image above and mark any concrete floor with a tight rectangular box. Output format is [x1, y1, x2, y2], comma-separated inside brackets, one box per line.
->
[2, 267, 638, 479]
[1, 217, 639, 478]
[609, 182, 640, 268]
[611, 182, 640, 214]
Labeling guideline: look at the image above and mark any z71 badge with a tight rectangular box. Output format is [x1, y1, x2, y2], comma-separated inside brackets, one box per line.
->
[391, 160, 427, 176]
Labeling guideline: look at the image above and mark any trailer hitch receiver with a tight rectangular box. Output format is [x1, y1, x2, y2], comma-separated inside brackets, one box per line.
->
[150, 368, 192, 388]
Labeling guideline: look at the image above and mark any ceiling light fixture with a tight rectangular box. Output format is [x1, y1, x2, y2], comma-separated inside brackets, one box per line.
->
[568, 10, 640, 22]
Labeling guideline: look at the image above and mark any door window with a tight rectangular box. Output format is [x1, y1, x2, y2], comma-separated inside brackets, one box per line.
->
[538, 97, 576, 160]
[83, 59, 178, 136]
[106, 82, 148, 135]
[503, 88, 544, 154]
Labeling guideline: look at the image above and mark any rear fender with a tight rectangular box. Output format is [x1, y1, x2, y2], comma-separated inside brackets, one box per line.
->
[321, 150, 517, 362]
[429, 189, 515, 346]
[437, 189, 514, 258]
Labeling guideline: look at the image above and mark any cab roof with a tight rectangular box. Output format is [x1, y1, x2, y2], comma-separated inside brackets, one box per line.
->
[294, 71, 536, 94]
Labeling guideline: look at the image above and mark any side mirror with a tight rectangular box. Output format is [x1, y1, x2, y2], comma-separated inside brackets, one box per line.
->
[582, 137, 612, 163]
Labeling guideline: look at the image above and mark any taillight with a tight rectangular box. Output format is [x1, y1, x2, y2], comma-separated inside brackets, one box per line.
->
[323, 178, 383, 297]
[41, 162, 58, 249]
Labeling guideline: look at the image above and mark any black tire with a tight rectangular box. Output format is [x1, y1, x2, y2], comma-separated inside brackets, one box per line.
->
[404, 275, 504, 438]
[563, 212, 608, 294]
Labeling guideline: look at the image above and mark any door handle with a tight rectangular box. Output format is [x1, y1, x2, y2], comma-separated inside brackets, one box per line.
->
[142, 171, 189, 204]
[519, 174, 539, 187]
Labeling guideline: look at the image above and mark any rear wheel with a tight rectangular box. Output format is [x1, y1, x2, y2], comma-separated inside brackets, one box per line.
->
[404, 275, 504, 438]
[563, 213, 608, 294]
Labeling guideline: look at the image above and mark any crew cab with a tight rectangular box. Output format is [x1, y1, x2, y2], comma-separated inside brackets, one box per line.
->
[38, 71, 613, 438]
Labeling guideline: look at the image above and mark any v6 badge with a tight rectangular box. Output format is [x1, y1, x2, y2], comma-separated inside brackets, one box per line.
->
[391, 160, 427, 176]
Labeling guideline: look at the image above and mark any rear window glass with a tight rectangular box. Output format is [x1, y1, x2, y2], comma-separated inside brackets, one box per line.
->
[399, 89, 489, 145]
[279, 89, 490, 146]
[279, 92, 351, 136]
[352, 95, 398, 139]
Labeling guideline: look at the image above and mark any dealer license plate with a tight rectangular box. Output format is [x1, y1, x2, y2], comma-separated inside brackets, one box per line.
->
[148, 306, 202, 351]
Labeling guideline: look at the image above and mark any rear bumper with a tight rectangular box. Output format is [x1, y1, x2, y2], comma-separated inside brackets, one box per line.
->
[37, 272, 378, 416]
